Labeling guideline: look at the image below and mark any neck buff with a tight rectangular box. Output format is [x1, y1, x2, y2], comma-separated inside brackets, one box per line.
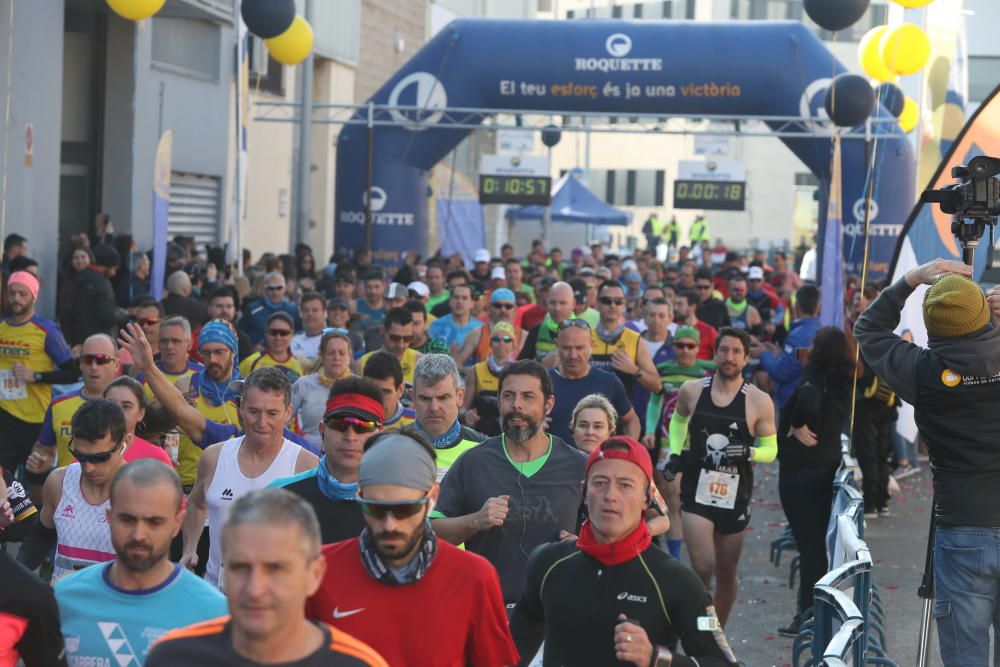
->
[725, 298, 748, 314]
[596, 321, 626, 344]
[315, 455, 358, 501]
[359, 520, 437, 585]
[416, 419, 462, 449]
[196, 367, 242, 407]
[576, 518, 651, 566]
[486, 355, 509, 375]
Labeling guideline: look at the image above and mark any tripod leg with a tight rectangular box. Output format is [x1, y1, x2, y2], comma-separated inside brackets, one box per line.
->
[916, 501, 936, 667]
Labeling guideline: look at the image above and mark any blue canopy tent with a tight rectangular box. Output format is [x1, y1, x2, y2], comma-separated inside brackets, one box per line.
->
[505, 169, 630, 226]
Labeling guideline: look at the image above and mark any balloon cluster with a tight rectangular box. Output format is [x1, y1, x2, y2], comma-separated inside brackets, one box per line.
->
[242, 0, 314, 65]
[803, 0, 934, 133]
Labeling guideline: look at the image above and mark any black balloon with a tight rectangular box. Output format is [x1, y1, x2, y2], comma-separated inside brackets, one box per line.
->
[876, 82, 905, 118]
[541, 125, 562, 148]
[824, 74, 876, 127]
[241, 0, 295, 39]
[803, 0, 870, 32]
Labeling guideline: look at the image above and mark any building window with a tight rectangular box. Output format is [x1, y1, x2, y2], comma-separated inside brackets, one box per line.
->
[589, 169, 666, 206]
[613, 5, 623, 18]
[634, 3, 643, 18]
[969, 56, 1000, 103]
[731, 0, 886, 41]
[151, 16, 221, 81]
[567, 9, 575, 18]
[686, 0, 696, 19]
[249, 36, 284, 97]
[794, 172, 819, 187]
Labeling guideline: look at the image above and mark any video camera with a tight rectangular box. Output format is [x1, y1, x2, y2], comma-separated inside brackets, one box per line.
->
[921, 156, 1000, 266]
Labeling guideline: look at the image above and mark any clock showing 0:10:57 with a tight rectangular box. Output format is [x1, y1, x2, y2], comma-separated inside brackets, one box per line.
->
[479, 174, 552, 205]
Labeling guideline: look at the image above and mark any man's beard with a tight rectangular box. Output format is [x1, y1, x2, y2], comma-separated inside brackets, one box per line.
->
[502, 412, 540, 444]
[115, 539, 169, 573]
[206, 362, 230, 381]
[374, 524, 425, 563]
[717, 363, 742, 380]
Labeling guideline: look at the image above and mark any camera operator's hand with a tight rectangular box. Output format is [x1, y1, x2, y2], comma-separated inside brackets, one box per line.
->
[987, 286, 1000, 321]
[905, 259, 973, 289]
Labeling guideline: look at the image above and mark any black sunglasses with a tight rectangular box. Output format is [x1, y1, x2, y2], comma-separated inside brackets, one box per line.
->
[68, 439, 121, 464]
[599, 296, 625, 306]
[491, 335, 514, 344]
[268, 328, 292, 337]
[357, 496, 430, 520]
[557, 319, 591, 332]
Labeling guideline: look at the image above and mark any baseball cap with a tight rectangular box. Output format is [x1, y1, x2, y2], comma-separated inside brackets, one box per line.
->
[384, 283, 408, 299]
[585, 437, 653, 483]
[474, 249, 491, 263]
[748, 266, 765, 281]
[490, 267, 507, 281]
[571, 248, 584, 259]
[622, 259, 638, 273]
[407, 281, 429, 298]
[327, 296, 350, 310]
[490, 288, 516, 303]
[324, 392, 385, 423]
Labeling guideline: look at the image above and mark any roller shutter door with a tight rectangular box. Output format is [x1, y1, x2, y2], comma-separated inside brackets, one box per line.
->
[169, 172, 221, 249]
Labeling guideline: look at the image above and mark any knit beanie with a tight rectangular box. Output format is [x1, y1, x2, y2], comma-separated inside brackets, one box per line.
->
[923, 274, 990, 338]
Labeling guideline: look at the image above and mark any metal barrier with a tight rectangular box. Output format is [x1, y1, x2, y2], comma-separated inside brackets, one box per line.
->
[788, 443, 897, 667]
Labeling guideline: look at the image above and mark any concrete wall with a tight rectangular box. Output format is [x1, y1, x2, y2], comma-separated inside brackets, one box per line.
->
[355, 0, 426, 103]
[0, 2, 65, 316]
[101, 15, 234, 250]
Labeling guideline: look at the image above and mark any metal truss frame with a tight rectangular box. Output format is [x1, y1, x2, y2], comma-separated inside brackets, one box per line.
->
[253, 101, 901, 140]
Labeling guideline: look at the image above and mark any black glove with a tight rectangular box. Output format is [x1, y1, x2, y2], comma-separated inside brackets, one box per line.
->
[658, 454, 682, 481]
[724, 441, 751, 464]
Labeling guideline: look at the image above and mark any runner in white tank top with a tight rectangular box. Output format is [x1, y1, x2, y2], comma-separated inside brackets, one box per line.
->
[204, 436, 301, 585]
[52, 463, 115, 580]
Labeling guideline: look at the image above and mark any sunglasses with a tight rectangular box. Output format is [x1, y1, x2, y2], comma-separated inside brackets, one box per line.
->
[491, 335, 514, 344]
[491, 302, 515, 310]
[137, 317, 160, 326]
[68, 440, 121, 464]
[325, 416, 381, 434]
[268, 328, 292, 337]
[673, 342, 698, 350]
[557, 319, 591, 332]
[265, 285, 284, 291]
[357, 495, 430, 521]
[388, 334, 412, 344]
[599, 296, 625, 306]
[81, 354, 116, 366]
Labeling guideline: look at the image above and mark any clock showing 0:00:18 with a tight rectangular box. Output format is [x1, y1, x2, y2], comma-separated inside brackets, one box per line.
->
[672, 180, 746, 211]
[479, 175, 552, 205]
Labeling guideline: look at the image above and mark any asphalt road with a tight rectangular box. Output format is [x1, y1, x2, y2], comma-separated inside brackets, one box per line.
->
[722, 462, 936, 666]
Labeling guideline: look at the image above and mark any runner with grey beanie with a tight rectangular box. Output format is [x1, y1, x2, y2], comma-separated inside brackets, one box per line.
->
[306, 426, 519, 667]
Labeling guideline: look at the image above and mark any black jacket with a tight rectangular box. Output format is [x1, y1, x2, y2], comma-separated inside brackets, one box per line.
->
[70, 268, 125, 344]
[510, 540, 738, 667]
[855, 278, 1000, 527]
[162, 292, 209, 329]
[778, 367, 850, 472]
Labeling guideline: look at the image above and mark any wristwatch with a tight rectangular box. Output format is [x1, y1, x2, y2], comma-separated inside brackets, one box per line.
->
[649, 646, 673, 666]
[33, 372, 43, 382]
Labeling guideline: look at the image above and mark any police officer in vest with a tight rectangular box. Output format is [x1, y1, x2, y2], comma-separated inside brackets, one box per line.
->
[689, 215, 711, 245]
[642, 213, 664, 253]
[665, 216, 680, 250]
[855, 258, 1000, 667]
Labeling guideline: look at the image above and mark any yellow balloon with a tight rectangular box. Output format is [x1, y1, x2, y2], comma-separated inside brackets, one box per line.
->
[891, 0, 934, 7]
[266, 15, 314, 66]
[106, 0, 165, 21]
[880, 23, 931, 76]
[858, 26, 895, 83]
[899, 96, 919, 133]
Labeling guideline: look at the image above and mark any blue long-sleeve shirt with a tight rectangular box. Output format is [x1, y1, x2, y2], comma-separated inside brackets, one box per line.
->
[759, 316, 821, 407]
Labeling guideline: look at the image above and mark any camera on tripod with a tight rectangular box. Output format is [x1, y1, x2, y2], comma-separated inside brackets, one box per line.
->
[921, 156, 1000, 266]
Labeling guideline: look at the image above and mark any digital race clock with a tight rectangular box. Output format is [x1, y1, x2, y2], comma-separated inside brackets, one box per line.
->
[479, 175, 552, 205]
[672, 180, 746, 211]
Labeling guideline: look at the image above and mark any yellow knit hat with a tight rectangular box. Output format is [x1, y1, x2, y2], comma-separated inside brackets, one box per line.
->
[923, 274, 990, 338]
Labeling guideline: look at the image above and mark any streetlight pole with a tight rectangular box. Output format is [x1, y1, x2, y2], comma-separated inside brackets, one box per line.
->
[294, 0, 314, 249]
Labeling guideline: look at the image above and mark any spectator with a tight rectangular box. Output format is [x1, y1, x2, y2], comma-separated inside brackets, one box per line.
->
[752, 284, 822, 407]
[116, 250, 151, 307]
[240, 272, 301, 347]
[71, 243, 125, 344]
[161, 270, 209, 329]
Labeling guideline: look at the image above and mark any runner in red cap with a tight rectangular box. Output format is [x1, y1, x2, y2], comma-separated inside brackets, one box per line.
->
[510, 436, 738, 667]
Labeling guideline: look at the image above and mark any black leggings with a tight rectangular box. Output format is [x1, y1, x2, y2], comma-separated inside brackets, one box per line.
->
[779, 466, 836, 615]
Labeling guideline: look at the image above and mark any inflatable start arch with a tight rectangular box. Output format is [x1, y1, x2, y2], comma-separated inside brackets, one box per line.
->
[335, 19, 914, 279]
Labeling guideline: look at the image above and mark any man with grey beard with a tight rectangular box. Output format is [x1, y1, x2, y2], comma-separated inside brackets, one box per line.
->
[432, 360, 586, 607]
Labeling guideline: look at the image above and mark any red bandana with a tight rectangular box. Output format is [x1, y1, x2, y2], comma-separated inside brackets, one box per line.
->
[576, 518, 652, 566]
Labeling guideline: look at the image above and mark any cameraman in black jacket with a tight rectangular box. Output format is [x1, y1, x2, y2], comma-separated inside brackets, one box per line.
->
[855, 258, 1000, 667]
